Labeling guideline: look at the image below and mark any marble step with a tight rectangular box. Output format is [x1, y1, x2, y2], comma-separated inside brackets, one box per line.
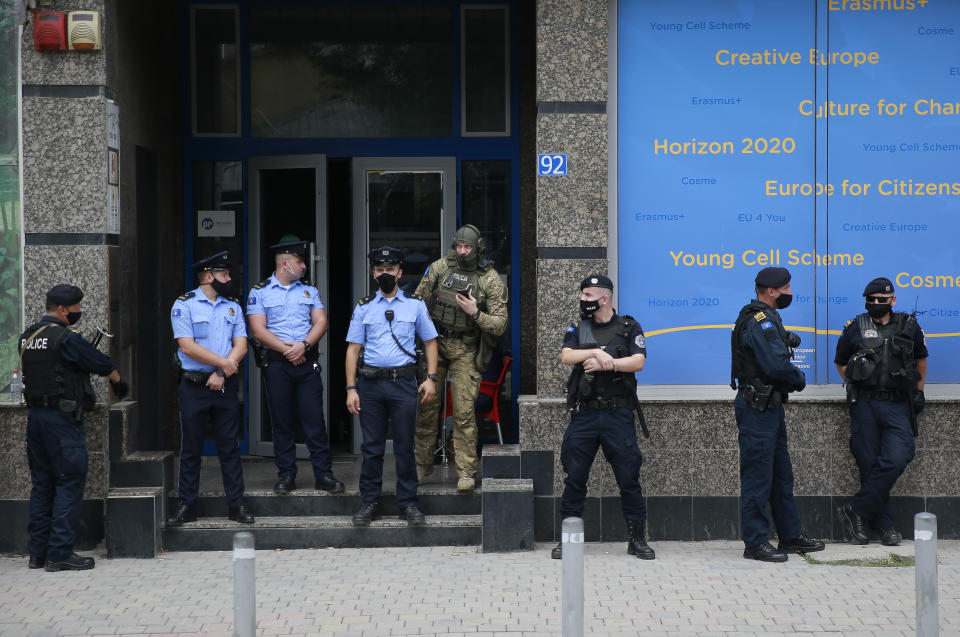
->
[161, 514, 482, 551]
[182, 489, 483, 517]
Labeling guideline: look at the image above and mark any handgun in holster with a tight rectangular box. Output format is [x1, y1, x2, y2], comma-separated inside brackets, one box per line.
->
[249, 336, 269, 368]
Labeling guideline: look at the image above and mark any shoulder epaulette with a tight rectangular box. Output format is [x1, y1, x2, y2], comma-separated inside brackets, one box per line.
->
[408, 293, 424, 301]
[227, 296, 240, 304]
[252, 278, 271, 290]
[356, 295, 374, 306]
[845, 319, 853, 328]
[177, 291, 196, 301]
[753, 311, 767, 322]
[300, 278, 314, 287]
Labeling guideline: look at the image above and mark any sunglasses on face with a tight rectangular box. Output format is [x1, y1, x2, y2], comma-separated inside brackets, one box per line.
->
[866, 296, 893, 304]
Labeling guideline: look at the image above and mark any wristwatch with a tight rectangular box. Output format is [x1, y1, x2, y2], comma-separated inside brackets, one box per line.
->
[215, 367, 226, 377]
[470, 310, 481, 320]
[302, 340, 311, 351]
[427, 373, 439, 381]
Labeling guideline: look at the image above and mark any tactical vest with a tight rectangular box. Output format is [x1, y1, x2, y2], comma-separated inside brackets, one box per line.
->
[19, 322, 96, 410]
[429, 253, 488, 333]
[566, 315, 638, 406]
[730, 300, 788, 389]
[845, 312, 918, 391]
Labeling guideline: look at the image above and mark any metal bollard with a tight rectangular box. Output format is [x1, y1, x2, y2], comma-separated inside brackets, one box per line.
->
[561, 517, 584, 637]
[914, 513, 938, 637]
[233, 532, 256, 637]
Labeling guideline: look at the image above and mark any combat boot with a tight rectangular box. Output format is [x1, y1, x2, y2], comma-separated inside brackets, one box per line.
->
[626, 519, 655, 560]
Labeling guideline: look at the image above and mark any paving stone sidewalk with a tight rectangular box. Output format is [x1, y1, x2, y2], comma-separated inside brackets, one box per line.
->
[1, 540, 958, 637]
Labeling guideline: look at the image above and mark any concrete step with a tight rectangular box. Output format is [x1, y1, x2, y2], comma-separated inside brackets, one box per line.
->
[162, 514, 482, 551]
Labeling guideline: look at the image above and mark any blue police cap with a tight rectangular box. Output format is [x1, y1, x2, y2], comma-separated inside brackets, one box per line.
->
[368, 246, 404, 266]
[191, 250, 230, 272]
[580, 274, 614, 291]
[755, 267, 791, 289]
[270, 238, 308, 259]
[46, 284, 84, 306]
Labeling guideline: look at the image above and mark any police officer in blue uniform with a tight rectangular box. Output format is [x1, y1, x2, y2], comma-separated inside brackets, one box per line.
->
[21, 284, 126, 571]
[166, 252, 253, 527]
[835, 277, 928, 546]
[731, 267, 824, 562]
[248, 239, 344, 495]
[345, 247, 439, 526]
[554, 274, 655, 561]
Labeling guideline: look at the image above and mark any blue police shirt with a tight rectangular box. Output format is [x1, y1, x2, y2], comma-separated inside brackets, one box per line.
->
[346, 289, 438, 368]
[171, 287, 247, 372]
[246, 274, 324, 342]
[741, 306, 805, 389]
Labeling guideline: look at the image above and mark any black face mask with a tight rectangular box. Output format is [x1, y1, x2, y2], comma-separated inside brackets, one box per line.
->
[775, 293, 793, 309]
[210, 279, 233, 298]
[375, 273, 397, 294]
[66, 311, 82, 326]
[865, 302, 891, 319]
[579, 299, 600, 319]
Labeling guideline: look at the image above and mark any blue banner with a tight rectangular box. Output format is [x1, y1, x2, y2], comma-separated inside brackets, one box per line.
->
[618, 0, 960, 384]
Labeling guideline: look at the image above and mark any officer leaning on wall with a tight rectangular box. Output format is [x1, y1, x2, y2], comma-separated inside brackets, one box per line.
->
[554, 274, 655, 561]
[730, 267, 824, 563]
[20, 284, 127, 572]
[835, 277, 928, 547]
[166, 251, 253, 527]
[247, 238, 344, 496]
[413, 224, 508, 493]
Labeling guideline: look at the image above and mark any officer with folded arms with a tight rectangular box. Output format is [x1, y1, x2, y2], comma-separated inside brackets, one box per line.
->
[166, 251, 253, 527]
[247, 238, 344, 495]
[835, 277, 927, 546]
[731, 267, 824, 562]
[21, 284, 126, 571]
[345, 247, 439, 527]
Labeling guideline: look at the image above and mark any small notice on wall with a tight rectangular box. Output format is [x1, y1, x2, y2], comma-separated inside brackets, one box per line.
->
[197, 210, 235, 237]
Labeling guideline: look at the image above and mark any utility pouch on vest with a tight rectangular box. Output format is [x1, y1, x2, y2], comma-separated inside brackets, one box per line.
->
[846, 350, 877, 384]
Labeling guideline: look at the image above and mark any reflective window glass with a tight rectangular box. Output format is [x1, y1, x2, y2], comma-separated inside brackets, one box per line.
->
[462, 160, 511, 273]
[192, 7, 239, 135]
[249, 4, 452, 138]
[0, 3, 22, 389]
[462, 6, 508, 135]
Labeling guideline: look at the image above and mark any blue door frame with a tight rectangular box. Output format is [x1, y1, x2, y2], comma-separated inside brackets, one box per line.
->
[182, 0, 523, 455]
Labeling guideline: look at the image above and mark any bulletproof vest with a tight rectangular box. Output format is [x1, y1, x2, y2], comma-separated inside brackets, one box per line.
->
[19, 322, 95, 408]
[730, 300, 786, 388]
[846, 312, 917, 390]
[566, 315, 637, 404]
[428, 253, 486, 333]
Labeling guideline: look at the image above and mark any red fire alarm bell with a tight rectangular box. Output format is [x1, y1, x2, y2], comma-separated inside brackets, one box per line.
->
[33, 11, 67, 51]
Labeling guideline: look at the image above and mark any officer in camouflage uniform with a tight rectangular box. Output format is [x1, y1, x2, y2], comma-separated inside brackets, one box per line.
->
[413, 224, 508, 491]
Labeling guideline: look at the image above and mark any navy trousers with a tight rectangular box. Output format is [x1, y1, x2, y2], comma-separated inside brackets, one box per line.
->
[849, 398, 915, 528]
[357, 375, 419, 508]
[27, 408, 88, 562]
[177, 376, 245, 508]
[735, 393, 801, 548]
[560, 407, 646, 521]
[263, 359, 333, 480]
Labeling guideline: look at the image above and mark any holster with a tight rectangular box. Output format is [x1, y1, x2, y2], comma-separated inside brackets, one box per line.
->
[248, 336, 269, 368]
[743, 382, 779, 412]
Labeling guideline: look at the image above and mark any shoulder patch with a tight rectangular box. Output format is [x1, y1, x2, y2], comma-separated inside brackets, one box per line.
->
[252, 278, 271, 290]
[177, 291, 196, 301]
[760, 321, 774, 330]
[356, 295, 374, 306]
[753, 311, 767, 322]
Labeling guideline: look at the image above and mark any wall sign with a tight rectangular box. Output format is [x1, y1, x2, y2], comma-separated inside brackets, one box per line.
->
[538, 153, 567, 176]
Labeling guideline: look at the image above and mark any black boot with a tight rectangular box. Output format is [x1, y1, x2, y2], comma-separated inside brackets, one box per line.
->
[626, 519, 655, 560]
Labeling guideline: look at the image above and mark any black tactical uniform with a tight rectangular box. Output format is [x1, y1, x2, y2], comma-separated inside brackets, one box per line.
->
[835, 277, 927, 546]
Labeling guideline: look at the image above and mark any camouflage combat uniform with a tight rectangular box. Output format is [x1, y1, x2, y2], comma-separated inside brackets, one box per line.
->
[413, 250, 507, 480]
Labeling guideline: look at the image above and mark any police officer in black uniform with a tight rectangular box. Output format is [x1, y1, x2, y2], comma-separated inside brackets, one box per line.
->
[166, 252, 253, 527]
[731, 267, 824, 562]
[20, 284, 126, 571]
[345, 247, 439, 527]
[835, 277, 928, 546]
[554, 274, 655, 561]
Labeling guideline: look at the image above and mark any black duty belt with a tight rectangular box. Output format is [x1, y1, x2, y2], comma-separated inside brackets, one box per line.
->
[436, 325, 476, 340]
[867, 390, 907, 402]
[25, 395, 67, 409]
[359, 365, 417, 380]
[578, 396, 634, 411]
[266, 349, 319, 362]
[181, 370, 211, 384]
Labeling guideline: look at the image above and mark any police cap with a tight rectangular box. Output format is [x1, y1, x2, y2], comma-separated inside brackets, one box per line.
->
[862, 277, 895, 296]
[580, 274, 614, 291]
[191, 250, 230, 272]
[755, 267, 791, 289]
[46, 284, 84, 307]
[368, 246, 404, 266]
[270, 238, 308, 259]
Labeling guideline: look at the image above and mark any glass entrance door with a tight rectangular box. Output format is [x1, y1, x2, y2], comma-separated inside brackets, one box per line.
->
[350, 157, 457, 453]
[248, 155, 328, 457]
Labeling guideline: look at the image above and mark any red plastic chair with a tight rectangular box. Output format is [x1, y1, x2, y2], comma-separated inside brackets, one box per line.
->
[443, 356, 513, 445]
